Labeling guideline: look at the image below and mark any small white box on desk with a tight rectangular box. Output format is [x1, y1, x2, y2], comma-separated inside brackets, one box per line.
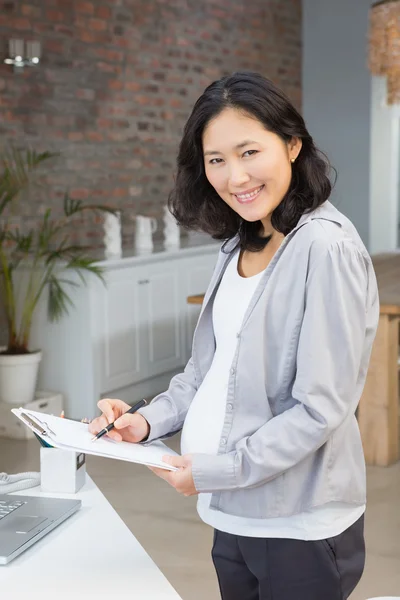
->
[40, 448, 86, 494]
[0, 391, 63, 439]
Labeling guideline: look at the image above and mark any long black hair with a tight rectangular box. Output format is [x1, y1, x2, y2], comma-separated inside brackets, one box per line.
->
[168, 71, 334, 252]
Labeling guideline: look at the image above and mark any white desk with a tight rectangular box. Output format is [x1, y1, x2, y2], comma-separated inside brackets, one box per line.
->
[1, 476, 182, 600]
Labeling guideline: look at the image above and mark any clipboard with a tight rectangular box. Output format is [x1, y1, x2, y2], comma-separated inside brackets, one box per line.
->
[17, 411, 56, 443]
[11, 408, 179, 471]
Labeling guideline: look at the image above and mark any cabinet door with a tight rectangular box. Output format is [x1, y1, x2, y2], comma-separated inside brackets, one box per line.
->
[182, 254, 218, 360]
[91, 268, 143, 394]
[138, 263, 184, 380]
[91, 251, 218, 395]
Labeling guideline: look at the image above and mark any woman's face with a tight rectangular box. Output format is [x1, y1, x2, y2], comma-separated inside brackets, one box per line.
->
[202, 107, 302, 236]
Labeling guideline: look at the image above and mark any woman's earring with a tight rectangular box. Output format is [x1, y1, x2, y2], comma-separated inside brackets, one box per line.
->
[290, 157, 295, 164]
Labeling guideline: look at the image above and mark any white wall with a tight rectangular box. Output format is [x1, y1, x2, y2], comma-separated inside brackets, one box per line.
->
[369, 77, 400, 254]
[302, 0, 372, 248]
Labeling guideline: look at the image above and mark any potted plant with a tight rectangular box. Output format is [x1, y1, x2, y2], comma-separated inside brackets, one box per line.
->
[0, 147, 115, 405]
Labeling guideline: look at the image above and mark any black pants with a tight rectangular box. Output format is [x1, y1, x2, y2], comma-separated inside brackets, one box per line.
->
[211, 515, 365, 600]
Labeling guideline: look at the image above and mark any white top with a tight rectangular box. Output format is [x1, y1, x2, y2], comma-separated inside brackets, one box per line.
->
[1, 477, 181, 600]
[181, 248, 365, 539]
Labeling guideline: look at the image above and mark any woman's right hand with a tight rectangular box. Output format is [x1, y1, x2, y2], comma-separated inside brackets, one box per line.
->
[88, 398, 150, 443]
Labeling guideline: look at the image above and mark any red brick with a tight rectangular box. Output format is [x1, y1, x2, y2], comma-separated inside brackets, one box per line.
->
[106, 131, 129, 142]
[143, 161, 155, 169]
[125, 81, 141, 92]
[33, 22, 53, 33]
[109, 161, 125, 170]
[111, 94, 128, 103]
[95, 91, 108, 101]
[46, 10, 65, 21]
[70, 188, 90, 200]
[108, 79, 123, 91]
[55, 25, 74, 36]
[74, 15, 87, 28]
[114, 37, 130, 49]
[68, 132, 84, 141]
[95, 48, 124, 62]
[96, 118, 113, 128]
[0, 97, 13, 107]
[107, 106, 127, 116]
[210, 8, 227, 18]
[76, 88, 95, 101]
[86, 131, 104, 142]
[104, 62, 124, 75]
[170, 98, 183, 108]
[13, 18, 31, 30]
[96, 6, 111, 19]
[77, 29, 95, 43]
[3, 111, 18, 122]
[76, 2, 94, 15]
[21, 5, 40, 17]
[134, 96, 149, 106]
[89, 18, 107, 31]
[46, 39, 65, 53]
[112, 188, 128, 198]
[91, 214, 103, 225]
[134, 69, 151, 79]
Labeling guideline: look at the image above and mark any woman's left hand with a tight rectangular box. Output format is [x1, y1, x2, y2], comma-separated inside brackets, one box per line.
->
[148, 454, 198, 496]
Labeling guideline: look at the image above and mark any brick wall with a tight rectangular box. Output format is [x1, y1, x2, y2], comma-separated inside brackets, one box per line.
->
[0, 0, 302, 248]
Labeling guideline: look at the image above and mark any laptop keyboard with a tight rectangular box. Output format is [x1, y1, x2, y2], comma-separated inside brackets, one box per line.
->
[0, 499, 25, 520]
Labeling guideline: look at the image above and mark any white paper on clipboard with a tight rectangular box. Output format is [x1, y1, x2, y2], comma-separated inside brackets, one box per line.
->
[11, 408, 179, 471]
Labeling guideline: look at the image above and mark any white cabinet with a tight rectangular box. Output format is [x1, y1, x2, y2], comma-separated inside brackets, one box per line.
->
[90, 268, 142, 394]
[92, 262, 184, 395]
[141, 264, 183, 379]
[30, 242, 219, 420]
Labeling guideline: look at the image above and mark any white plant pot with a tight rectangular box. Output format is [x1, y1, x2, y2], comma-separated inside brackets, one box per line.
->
[0, 350, 42, 405]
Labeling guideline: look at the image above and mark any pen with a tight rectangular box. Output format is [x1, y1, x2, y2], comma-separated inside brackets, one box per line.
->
[90, 399, 147, 442]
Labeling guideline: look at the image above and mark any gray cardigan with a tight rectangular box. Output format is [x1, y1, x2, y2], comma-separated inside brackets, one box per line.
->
[140, 201, 379, 518]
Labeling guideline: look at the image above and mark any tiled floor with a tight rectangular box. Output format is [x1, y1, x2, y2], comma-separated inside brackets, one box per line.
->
[1, 433, 400, 600]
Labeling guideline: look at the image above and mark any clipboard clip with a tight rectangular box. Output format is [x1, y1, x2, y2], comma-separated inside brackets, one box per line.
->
[19, 412, 56, 438]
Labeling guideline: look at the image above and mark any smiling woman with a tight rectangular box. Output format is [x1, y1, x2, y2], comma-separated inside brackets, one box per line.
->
[92, 72, 379, 600]
[168, 71, 333, 252]
[202, 108, 302, 239]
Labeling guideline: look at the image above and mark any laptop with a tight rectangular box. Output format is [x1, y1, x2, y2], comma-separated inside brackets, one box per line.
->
[0, 494, 81, 565]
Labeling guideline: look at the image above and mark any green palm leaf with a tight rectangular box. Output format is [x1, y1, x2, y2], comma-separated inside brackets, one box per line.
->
[63, 192, 117, 217]
[6, 229, 34, 253]
[48, 275, 75, 321]
[65, 256, 105, 286]
[0, 148, 58, 214]
[0, 146, 113, 352]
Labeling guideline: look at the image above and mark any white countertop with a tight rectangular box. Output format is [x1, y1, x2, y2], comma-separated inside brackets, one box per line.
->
[94, 235, 220, 268]
[1, 477, 182, 600]
[14, 235, 220, 273]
